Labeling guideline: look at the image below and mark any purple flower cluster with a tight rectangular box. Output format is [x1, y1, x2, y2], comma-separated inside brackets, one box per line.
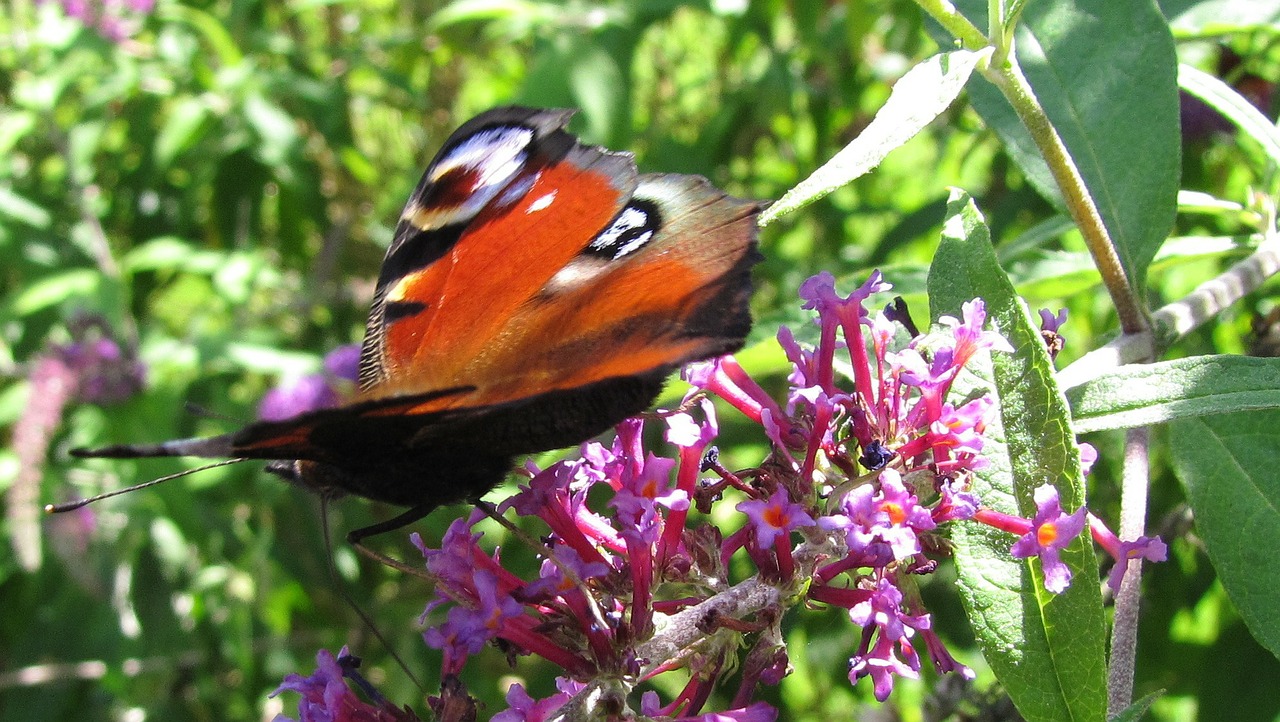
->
[271, 647, 420, 722]
[12, 317, 145, 571]
[274, 271, 1166, 718]
[39, 0, 155, 41]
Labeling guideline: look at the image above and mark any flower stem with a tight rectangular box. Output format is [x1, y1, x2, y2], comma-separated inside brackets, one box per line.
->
[981, 55, 1148, 334]
[1107, 427, 1150, 715]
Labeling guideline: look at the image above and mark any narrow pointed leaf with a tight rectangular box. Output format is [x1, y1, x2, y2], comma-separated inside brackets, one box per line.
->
[929, 189, 1107, 722]
[760, 49, 990, 225]
[1170, 411, 1280, 659]
[1068, 356, 1280, 433]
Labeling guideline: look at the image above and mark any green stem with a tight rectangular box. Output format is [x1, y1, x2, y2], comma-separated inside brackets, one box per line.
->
[913, 0, 989, 50]
[983, 55, 1149, 334]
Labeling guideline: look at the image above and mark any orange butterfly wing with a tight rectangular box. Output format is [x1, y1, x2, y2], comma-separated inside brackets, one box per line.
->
[356, 110, 760, 419]
[74, 107, 760, 515]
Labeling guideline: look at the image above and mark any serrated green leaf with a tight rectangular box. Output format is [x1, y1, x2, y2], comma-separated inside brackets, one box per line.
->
[760, 49, 991, 225]
[929, 189, 1107, 722]
[959, 0, 1179, 295]
[1068, 356, 1280, 433]
[1170, 411, 1280, 660]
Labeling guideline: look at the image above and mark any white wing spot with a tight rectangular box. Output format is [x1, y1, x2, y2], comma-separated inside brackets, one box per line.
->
[527, 191, 557, 213]
[590, 206, 652, 259]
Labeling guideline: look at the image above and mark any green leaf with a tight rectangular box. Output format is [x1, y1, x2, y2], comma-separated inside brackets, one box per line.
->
[223, 343, 323, 376]
[1165, 0, 1280, 36]
[243, 93, 300, 168]
[0, 186, 52, 229]
[156, 96, 213, 167]
[160, 3, 244, 67]
[1109, 691, 1162, 722]
[1179, 63, 1280, 167]
[339, 146, 378, 186]
[0, 111, 37, 155]
[962, 0, 1180, 295]
[1067, 356, 1280, 433]
[1170, 410, 1280, 660]
[569, 41, 625, 147]
[760, 49, 991, 226]
[430, 0, 545, 29]
[928, 189, 1107, 722]
[123, 236, 228, 275]
[9, 269, 101, 316]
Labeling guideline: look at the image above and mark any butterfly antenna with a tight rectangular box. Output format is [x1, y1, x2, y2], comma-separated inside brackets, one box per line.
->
[318, 495, 426, 694]
[45, 458, 249, 514]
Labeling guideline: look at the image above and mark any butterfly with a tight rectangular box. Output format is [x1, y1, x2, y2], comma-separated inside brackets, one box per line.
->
[66, 106, 762, 541]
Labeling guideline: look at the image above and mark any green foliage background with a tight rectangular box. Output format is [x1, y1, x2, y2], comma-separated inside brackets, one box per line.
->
[1, 0, 1279, 719]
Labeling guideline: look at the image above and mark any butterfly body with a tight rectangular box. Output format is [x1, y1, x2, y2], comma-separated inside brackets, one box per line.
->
[72, 106, 761, 529]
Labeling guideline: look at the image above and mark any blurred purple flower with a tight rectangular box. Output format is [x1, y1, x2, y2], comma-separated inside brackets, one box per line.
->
[39, 0, 155, 41]
[324, 343, 362, 382]
[11, 317, 144, 572]
[257, 344, 361, 421]
[258, 375, 339, 421]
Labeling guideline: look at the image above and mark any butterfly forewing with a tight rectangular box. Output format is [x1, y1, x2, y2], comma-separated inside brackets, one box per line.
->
[71, 105, 761, 519]
[359, 109, 634, 394]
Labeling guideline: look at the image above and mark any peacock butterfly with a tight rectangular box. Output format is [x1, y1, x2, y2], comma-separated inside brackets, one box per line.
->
[64, 106, 762, 540]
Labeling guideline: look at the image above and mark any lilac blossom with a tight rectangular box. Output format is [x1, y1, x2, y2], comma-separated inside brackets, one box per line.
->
[271, 647, 417, 722]
[1089, 514, 1169, 593]
[268, 270, 1164, 718]
[1007, 485, 1090, 593]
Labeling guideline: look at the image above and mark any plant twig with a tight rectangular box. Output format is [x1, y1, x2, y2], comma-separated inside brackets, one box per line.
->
[1107, 426, 1150, 714]
[1058, 227, 1280, 390]
[981, 56, 1148, 335]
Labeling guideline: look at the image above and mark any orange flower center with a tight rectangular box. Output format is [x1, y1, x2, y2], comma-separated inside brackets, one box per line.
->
[881, 501, 906, 525]
[763, 505, 787, 529]
[1037, 522, 1059, 547]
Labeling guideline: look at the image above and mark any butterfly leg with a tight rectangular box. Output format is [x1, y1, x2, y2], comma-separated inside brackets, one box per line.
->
[346, 503, 438, 545]
[345, 504, 440, 582]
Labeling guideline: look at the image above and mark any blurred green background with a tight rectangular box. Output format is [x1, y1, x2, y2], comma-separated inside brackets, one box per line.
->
[2, 0, 1279, 719]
